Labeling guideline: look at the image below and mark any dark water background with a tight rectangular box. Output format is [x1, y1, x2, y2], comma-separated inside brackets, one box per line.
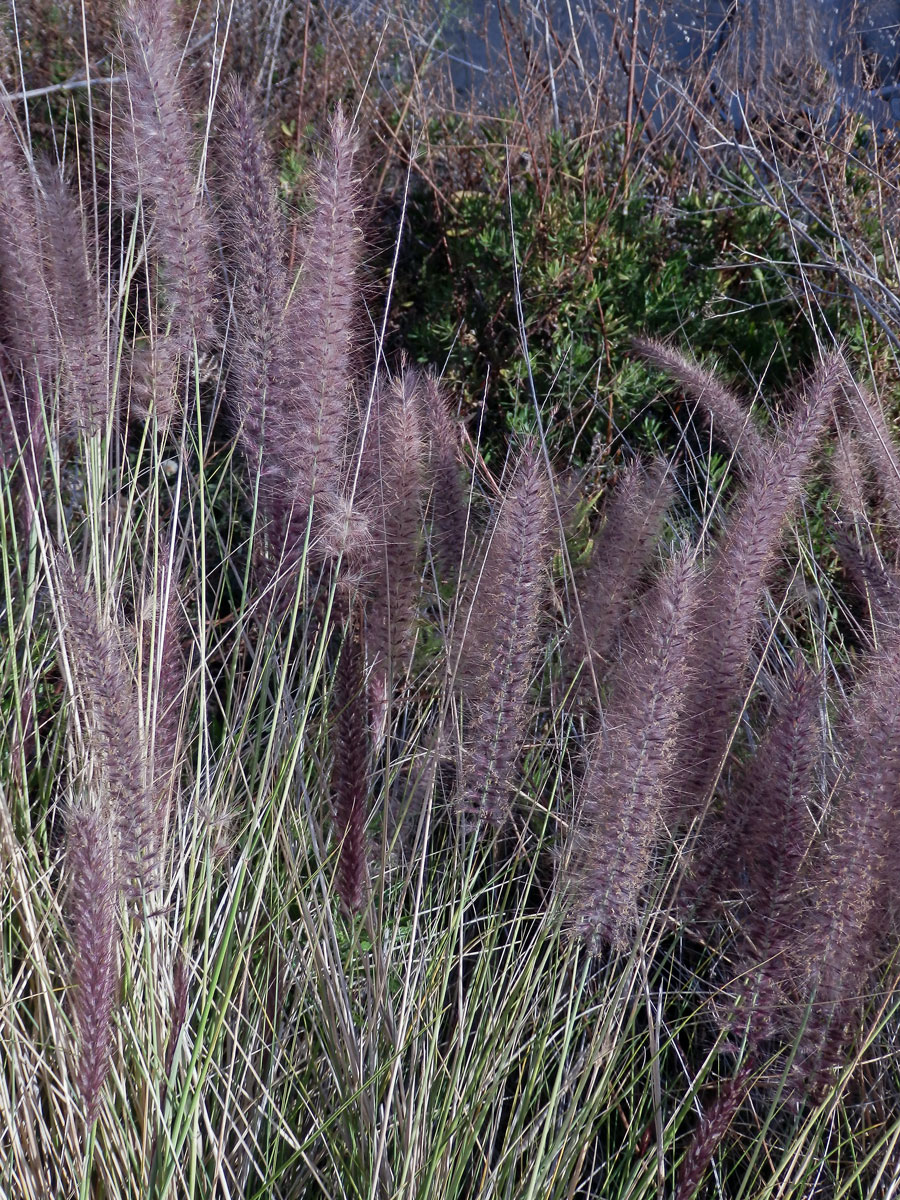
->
[438, 1, 900, 128]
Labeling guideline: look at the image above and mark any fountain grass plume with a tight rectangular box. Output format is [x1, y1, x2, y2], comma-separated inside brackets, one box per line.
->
[124, 330, 180, 424]
[839, 375, 900, 534]
[38, 167, 111, 436]
[690, 661, 819, 925]
[563, 549, 698, 949]
[66, 806, 119, 1126]
[785, 618, 900, 1102]
[831, 526, 899, 636]
[711, 665, 821, 1059]
[141, 550, 187, 851]
[632, 336, 767, 476]
[676, 352, 846, 815]
[567, 456, 674, 699]
[0, 105, 54, 469]
[59, 560, 158, 897]
[284, 103, 362, 549]
[220, 97, 363, 581]
[458, 442, 551, 825]
[218, 79, 290, 516]
[674, 1066, 754, 1200]
[363, 369, 426, 681]
[418, 370, 467, 582]
[830, 430, 872, 525]
[118, 0, 214, 350]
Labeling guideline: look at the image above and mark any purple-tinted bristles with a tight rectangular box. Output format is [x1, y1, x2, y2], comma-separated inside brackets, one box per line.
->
[567, 457, 674, 701]
[142, 550, 187, 855]
[418, 371, 468, 582]
[0, 106, 54, 480]
[38, 167, 112, 436]
[783, 619, 900, 1103]
[283, 104, 362, 548]
[117, 0, 214, 350]
[563, 550, 698, 949]
[632, 336, 767, 475]
[675, 353, 846, 816]
[361, 369, 426, 707]
[458, 443, 551, 825]
[66, 807, 119, 1126]
[219, 96, 363, 589]
[60, 562, 158, 896]
[218, 79, 290, 527]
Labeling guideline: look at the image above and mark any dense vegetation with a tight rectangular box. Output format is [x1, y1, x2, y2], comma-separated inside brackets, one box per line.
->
[2, 3, 900, 1199]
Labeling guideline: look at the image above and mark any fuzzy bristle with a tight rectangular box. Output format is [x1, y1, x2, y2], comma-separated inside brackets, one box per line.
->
[66, 807, 119, 1126]
[567, 456, 674, 700]
[632, 336, 767, 475]
[458, 443, 551, 825]
[362, 369, 426, 692]
[676, 353, 845, 815]
[118, 0, 214, 348]
[564, 550, 698, 949]
[59, 561, 157, 895]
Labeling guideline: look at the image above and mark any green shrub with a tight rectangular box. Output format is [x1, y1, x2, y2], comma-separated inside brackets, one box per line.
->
[392, 133, 887, 464]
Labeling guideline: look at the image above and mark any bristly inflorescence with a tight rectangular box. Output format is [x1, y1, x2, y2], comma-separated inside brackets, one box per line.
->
[6, 17, 900, 1188]
[117, 0, 214, 350]
[220, 92, 364, 596]
[563, 549, 698, 949]
[0, 105, 54, 478]
[58, 561, 160, 897]
[457, 442, 552, 826]
[632, 336, 768, 477]
[360, 369, 426, 708]
[418, 370, 468, 583]
[675, 353, 846, 818]
[565, 456, 674, 704]
[38, 167, 113, 437]
[66, 807, 119, 1127]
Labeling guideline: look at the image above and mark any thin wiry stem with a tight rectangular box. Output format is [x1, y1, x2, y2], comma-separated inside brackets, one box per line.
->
[331, 617, 370, 912]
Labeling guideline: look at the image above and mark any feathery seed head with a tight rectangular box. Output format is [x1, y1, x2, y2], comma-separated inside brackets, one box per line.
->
[458, 442, 552, 825]
[66, 806, 119, 1126]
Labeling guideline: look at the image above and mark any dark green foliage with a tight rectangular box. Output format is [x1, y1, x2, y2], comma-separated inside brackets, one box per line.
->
[391, 135, 885, 464]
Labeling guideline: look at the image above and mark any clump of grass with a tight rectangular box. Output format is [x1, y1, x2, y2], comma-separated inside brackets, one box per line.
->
[3, 5, 900, 1199]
